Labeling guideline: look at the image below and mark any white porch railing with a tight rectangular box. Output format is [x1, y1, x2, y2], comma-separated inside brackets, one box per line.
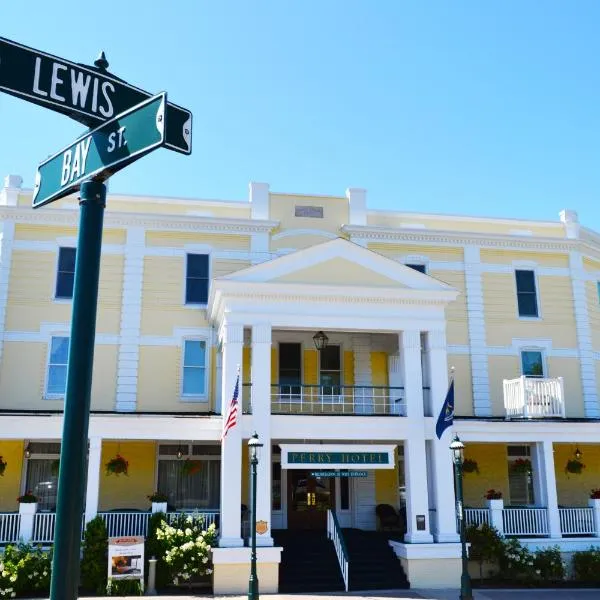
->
[271, 384, 406, 416]
[327, 509, 349, 592]
[166, 511, 219, 530]
[503, 376, 565, 418]
[502, 508, 549, 536]
[32, 512, 57, 543]
[559, 508, 595, 535]
[99, 512, 151, 537]
[0, 513, 20, 543]
[464, 508, 491, 528]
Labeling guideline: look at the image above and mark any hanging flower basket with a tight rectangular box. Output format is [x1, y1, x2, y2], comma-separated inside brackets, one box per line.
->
[105, 454, 129, 476]
[484, 489, 502, 500]
[462, 458, 479, 474]
[51, 459, 60, 476]
[566, 459, 585, 475]
[510, 458, 532, 474]
[590, 489, 600, 500]
[0, 456, 6, 477]
[181, 459, 202, 476]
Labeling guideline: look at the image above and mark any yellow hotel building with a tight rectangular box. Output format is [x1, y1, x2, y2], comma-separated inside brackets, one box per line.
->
[1, 174, 600, 591]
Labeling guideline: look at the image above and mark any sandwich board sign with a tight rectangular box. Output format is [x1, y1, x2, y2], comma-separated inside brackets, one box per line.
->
[108, 536, 145, 585]
[33, 92, 166, 208]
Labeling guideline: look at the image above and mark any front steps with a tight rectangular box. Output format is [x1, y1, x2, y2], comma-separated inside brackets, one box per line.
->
[274, 528, 409, 593]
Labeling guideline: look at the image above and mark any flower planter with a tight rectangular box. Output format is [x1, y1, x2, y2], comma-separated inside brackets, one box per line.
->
[18, 502, 37, 515]
[152, 501, 167, 514]
[486, 499, 504, 510]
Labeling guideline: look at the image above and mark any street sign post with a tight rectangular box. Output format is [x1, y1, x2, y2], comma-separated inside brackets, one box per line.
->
[0, 36, 191, 154]
[33, 92, 167, 208]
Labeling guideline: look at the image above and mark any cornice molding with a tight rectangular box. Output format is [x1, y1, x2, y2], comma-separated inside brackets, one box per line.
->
[0, 206, 279, 235]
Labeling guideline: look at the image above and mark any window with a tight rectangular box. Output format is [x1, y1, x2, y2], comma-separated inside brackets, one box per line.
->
[55, 247, 76, 299]
[47, 337, 70, 396]
[515, 270, 538, 317]
[157, 444, 220, 509]
[507, 445, 534, 505]
[279, 343, 302, 399]
[24, 442, 62, 511]
[521, 350, 544, 378]
[185, 254, 209, 304]
[406, 263, 426, 274]
[182, 340, 207, 397]
[272, 462, 281, 511]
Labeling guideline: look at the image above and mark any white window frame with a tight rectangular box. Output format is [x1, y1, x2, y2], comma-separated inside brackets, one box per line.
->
[507, 444, 535, 506]
[180, 338, 209, 402]
[45, 335, 70, 399]
[519, 347, 547, 378]
[318, 343, 344, 405]
[53, 246, 76, 302]
[514, 265, 541, 320]
[184, 251, 211, 307]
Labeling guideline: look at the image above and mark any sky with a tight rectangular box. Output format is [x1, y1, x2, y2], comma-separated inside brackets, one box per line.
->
[2, 1, 600, 227]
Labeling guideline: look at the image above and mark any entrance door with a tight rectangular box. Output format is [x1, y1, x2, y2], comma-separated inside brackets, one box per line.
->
[287, 470, 335, 530]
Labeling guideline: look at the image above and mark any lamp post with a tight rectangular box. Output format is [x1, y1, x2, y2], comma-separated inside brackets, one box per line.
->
[449, 434, 473, 600]
[248, 432, 263, 600]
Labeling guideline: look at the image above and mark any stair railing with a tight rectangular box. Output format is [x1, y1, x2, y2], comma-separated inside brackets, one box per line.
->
[327, 509, 349, 591]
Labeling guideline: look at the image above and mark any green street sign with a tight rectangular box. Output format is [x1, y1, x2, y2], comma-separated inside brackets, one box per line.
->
[33, 93, 166, 209]
[0, 36, 191, 155]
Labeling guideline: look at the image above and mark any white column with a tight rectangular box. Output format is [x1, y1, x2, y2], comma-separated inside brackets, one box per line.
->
[402, 330, 433, 543]
[251, 323, 274, 546]
[346, 187, 367, 226]
[464, 245, 491, 416]
[568, 250, 599, 417]
[85, 437, 103, 524]
[537, 440, 561, 538]
[219, 322, 244, 547]
[115, 227, 145, 412]
[428, 330, 460, 543]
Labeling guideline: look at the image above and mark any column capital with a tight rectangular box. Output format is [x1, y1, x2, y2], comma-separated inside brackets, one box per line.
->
[427, 330, 447, 350]
[252, 323, 272, 345]
[220, 323, 244, 345]
[401, 330, 421, 350]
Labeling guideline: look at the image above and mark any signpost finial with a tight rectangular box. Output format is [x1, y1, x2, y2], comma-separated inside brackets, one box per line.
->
[94, 51, 109, 71]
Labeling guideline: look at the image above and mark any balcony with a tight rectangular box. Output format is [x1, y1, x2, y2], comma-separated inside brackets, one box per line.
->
[503, 376, 565, 419]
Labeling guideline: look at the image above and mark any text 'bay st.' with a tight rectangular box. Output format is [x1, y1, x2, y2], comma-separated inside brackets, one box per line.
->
[0, 36, 191, 154]
[33, 93, 167, 209]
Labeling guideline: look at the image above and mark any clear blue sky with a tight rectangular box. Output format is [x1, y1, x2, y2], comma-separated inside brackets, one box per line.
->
[2, 1, 600, 227]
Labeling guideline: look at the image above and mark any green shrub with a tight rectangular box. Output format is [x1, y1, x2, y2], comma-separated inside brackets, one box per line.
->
[466, 523, 504, 579]
[0, 543, 52, 598]
[80, 516, 108, 594]
[499, 538, 536, 581]
[533, 546, 566, 581]
[145, 512, 170, 589]
[572, 546, 600, 582]
[106, 579, 143, 596]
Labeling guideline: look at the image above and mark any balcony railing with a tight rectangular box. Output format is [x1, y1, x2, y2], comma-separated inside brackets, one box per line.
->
[0, 513, 20, 543]
[503, 376, 565, 419]
[270, 384, 406, 416]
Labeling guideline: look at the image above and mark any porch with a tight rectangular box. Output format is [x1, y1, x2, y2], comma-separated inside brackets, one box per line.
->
[503, 376, 566, 419]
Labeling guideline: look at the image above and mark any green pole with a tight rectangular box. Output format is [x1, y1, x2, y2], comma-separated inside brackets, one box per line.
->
[49, 180, 106, 600]
[248, 454, 259, 600]
[454, 456, 473, 600]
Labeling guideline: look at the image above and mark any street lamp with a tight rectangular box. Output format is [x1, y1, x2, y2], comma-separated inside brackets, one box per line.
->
[450, 434, 473, 600]
[248, 432, 263, 600]
[312, 331, 328, 351]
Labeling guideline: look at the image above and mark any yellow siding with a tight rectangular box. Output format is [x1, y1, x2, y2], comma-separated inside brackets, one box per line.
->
[0, 441, 24, 511]
[140, 256, 209, 335]
[271, 234, 343, 252]
[375, 467, 399, 507]
[483, 273, 577, 348]
[449, 355, 473, 417]
[271, 348, 278, 383]
[269, 193, 348, 236]
[99, 441, 156, 510]
[107, 201, 251, 220]
[586, 281, 600, 350]
[213, 259, 251, 278]
[145, 231, 250, 251]
[480, 249, 569, 268]
[547, 358, 584, 418]
[583, 257, 600, 272]
[243, 348, 251, 385]
[368, 243, 464, 264]
[272, 258, 404, 287]
[432, 270, 468, 346]
[462, 443, 509, 507]
[14, 224, 78, 241]
[304, 350, 318, 385]
[488, 356, 520, 416]
[90, 346, 119, 411]
[96, 254, 123, 334]
[343, 351, 354, 385]
[371, 352, 389, 387]
[137, 346, 211, 413]
[554, 444, 600, 506]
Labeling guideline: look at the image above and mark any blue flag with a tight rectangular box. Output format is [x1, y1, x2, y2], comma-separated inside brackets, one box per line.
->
[435, 379, 454, 440]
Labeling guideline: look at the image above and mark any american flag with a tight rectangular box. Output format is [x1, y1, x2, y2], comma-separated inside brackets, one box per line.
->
[222, 371, 240, 439]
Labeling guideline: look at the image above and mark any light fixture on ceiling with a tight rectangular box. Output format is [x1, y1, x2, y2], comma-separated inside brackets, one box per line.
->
[312, 331, 329, 351]
[575, 447, 583, 460]
[176, 443, 184, 460]
[24, 443, 31, 459]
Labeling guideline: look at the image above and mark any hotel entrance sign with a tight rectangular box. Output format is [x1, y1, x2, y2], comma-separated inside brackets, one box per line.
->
[280, 444, 396, 470]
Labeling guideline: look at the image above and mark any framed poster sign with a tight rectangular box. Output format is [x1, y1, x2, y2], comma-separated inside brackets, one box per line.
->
[108, 536, 144, 582]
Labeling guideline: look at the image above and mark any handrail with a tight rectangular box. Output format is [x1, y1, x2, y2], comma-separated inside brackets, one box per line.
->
[327, 509, 349, 591]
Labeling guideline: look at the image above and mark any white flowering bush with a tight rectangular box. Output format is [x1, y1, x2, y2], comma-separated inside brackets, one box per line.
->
[154, 515, 217, 584]
[500, 538, 536, 580]
[0, 544, 51, 598]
